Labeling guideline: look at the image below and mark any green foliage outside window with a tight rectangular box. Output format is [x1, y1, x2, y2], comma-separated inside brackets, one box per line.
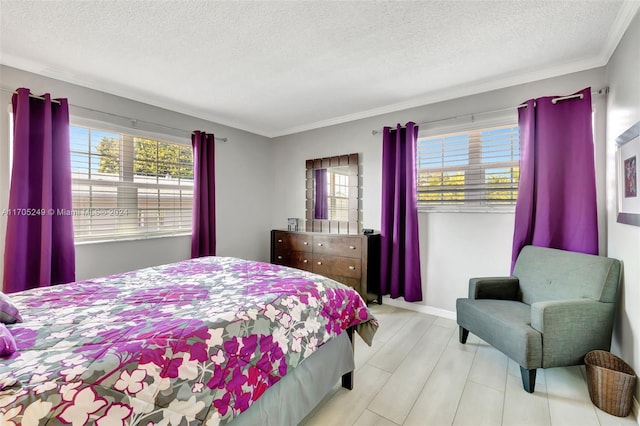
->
[95, 137, 193, 179]
[418, 171, 465, 202]
[486, 167, 520, 203]
[95, 137, 120, 174]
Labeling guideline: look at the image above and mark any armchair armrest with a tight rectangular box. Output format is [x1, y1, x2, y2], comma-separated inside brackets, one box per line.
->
[468, 277, 519, 300]
[530, 299, 616, 367]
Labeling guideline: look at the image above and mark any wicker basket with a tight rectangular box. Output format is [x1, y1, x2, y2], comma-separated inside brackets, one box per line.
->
[585, 350, 637, 417]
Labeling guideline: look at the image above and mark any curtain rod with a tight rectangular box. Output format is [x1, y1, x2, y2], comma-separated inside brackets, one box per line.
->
[371, 87, 609, 135]
[11, 91, 62, 105]
[4, 88, 228, 142]
[70, 104, 229, 142]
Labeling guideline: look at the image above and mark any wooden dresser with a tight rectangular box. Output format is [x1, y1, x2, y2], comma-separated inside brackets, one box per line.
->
[270, 230, 381, 303]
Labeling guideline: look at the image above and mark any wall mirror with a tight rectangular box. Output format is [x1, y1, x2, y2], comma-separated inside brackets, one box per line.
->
[305, 153, 361, 234]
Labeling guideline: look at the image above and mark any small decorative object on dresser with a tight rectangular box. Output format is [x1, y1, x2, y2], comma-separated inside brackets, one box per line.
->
[271, 229, 381, 304]
[287, 217, 300, 231]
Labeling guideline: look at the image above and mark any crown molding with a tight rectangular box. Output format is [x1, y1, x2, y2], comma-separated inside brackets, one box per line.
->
[271, 56, 608, 138]
[599, 1, 640, 65]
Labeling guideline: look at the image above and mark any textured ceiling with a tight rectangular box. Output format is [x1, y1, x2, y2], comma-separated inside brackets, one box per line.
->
[1, 1, 638, 137]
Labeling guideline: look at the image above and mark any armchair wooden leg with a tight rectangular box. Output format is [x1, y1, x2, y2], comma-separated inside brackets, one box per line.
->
[520, 366, 536, 393]
[459, 326, 469, 344]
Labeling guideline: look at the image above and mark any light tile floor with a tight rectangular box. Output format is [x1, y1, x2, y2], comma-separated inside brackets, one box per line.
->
[301, 304, 638, 426]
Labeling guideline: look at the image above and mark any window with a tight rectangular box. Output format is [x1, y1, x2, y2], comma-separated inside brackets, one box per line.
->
[327, 170, 350, 221]
[70, 125, 193, 242]
[417, 124, 520, 209]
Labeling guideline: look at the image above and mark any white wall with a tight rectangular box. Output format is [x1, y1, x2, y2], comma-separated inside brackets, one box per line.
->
[272, 67, 608, 317]
[0, 65, 275, 282]
[605, 9, 640, 409]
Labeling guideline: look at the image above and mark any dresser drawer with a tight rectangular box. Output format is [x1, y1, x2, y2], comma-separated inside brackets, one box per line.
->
[323, 274, 361, 290]
[273, 231, 313, 252]
[271, 229, 380, 304]
[313, 236, 362, 258]
[313, 255, 361, 279]
[273, 249, 313, 271]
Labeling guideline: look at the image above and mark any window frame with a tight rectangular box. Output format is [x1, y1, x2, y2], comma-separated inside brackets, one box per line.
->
[327, 171, 350, 221]
[416, 114, 520, 213]
[69, 121, 194, 244]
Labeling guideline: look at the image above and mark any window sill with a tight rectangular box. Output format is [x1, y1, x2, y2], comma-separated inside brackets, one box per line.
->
[418, 207, 515, 214]
[74, 232, 191, 246]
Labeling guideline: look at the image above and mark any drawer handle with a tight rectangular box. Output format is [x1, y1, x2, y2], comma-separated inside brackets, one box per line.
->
[304, 241, 309, 245]
[277, 239, 283, 243]
[303, 259, 308, 263]
[349, 245, 356, 250]
[349, 266, 356, 270]
[317, 261, 323, 265]
[317, 243, 324, 247]
[277, 255, 283, 260]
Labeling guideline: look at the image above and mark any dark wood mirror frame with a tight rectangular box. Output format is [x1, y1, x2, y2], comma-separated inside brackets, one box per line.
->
[305, 153, 362, 234]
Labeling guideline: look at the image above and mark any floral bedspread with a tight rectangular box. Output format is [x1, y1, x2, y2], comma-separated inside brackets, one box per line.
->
[0, 256, 377, 425]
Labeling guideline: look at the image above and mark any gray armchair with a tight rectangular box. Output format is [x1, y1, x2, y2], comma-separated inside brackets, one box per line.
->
[456, 245, 621, 393]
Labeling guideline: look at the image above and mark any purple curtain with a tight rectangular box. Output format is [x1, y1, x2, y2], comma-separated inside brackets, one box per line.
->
[314, 168, 328, 219]
[380, 122, 423, 302]
[191, 131, 216, 258]
[511, 87, 598, 271]
[3, 88, 75, 293]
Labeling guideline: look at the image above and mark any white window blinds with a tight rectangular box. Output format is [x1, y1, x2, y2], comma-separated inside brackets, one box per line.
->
[70, 125, 193, 242]
[417, 124, 520, 209]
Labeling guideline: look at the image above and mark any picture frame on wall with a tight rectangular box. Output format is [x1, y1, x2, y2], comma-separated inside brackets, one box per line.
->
[616, 121, 640, 226]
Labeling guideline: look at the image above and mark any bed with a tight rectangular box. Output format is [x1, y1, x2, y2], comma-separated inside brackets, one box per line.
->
[0, 256, 377, 425]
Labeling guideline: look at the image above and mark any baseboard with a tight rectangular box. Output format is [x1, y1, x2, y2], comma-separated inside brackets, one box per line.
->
[380, 296, 457, 320]
[633, 395, 639, 425]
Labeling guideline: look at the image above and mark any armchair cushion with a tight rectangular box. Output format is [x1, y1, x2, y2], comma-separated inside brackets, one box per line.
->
[456, 298, 542, 369]
[514, 246, 620, 304]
